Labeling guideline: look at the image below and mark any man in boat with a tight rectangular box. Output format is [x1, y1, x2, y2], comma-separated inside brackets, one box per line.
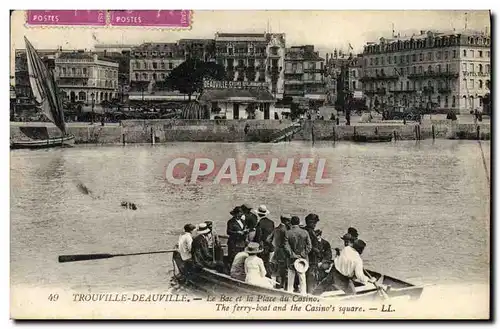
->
[268, 214, 292, 289]
[313, 239, 375, 295]
[241, 204, 258, 231]
[177, 223, 196, 276]
[191, 223, 221, 271]
[303, 213, 321, 294]
[227, 207, 248, 266]
[254, 205, 275, 278]
[204, 220, 223, 262]
[315, 229, 333, 282]
[284, 216, 312, 294]
[336, 227, 359, 256]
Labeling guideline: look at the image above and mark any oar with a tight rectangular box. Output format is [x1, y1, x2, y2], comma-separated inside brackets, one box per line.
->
[364, 269, 389, 300]
[58, 249, 178, 263]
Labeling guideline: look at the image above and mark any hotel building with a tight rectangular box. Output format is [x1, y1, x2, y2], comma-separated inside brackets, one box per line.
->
[360, 30, 491, 114]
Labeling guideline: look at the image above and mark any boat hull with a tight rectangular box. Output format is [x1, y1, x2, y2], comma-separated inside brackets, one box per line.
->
[172, 249, 424, 302]
[10, 135, 75, 149]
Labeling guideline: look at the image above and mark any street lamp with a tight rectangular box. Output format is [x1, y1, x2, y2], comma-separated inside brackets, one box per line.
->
[90, 92, 95, 125]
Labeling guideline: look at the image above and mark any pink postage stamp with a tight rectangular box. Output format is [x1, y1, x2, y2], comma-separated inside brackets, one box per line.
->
[26, 10, 106, 26]
[109, 10, 191, 28]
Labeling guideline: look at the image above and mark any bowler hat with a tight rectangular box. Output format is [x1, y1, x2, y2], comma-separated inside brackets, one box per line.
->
[305, 213, 320, 223]
[353, 239, 366, 253]
[241, 204, 252, 211]
[348, 227, 359, 238]
[230, 207, 241, 216]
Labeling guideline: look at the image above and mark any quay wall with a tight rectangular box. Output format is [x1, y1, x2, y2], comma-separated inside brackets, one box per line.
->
[10, 120, 491, 144]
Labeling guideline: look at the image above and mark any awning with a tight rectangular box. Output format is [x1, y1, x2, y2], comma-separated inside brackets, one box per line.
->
[199, 88, 276, 103]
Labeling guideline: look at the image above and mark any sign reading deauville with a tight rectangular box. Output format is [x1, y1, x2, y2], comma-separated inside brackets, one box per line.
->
[203, 79, 269, 90]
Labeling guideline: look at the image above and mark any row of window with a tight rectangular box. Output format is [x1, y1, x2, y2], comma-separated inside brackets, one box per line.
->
[366, 49, 490, 66]
[366, 62, 491, 77]
[365, 35, 491, 54]
[62, 91, 115, 102]
[133, 72, 168, 81]
[131, 60, 177, 70]
[370, 95, 485, 109]
[366, 78, 490, 92]
[59, 67, 118, 78]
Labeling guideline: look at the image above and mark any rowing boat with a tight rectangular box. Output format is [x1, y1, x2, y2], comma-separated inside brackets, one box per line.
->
[172, 235, 424, 302]
[10, 134, 75, 149]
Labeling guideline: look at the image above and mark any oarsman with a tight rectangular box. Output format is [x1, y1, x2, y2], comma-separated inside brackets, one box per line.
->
[226, 207, 248, 266]
[285, 216, 312, 294]
[177, 224, 196, 276]
[254, 205, 275, 278]
[268, 214, 292, 289]
[303, 213, 321, 294]
[191, 223, 217, 270]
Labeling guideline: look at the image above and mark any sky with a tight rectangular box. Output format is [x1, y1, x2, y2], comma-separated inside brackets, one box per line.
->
[10, 10, 490, 72]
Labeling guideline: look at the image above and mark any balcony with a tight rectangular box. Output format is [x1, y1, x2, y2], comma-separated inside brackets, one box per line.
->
[284, 69, 303, 74]
[303, 79, 324, 84]
[438, 87, 452, 94]
[360, 74, 398, 82]
[58, 72, 90, 78]
[388, 89, 416, 94]
[284, 80, 303, 85]
[423, 86, 435, 94]
[284, 90, 304, 96]
[408, 71, 459, 79]
[303, 67, 324, 73]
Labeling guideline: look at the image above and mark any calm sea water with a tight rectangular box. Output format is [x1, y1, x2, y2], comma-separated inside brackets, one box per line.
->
[10, 140, 490, 292]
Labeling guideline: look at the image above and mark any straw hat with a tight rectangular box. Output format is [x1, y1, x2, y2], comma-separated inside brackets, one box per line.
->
[244, 242, 263, 254]
[197, 223, 210, 235]
[256, 205, 270, 216]
[293, 258, 310, 274]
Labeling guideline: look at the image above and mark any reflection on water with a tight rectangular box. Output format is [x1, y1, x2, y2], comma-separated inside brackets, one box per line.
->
[10, 140, 490, 291]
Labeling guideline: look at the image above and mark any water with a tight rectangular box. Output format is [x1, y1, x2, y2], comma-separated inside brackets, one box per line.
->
[10, 140, 490, 293]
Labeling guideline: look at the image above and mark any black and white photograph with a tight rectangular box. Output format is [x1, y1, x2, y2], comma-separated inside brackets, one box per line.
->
[8, 9, 491, 319]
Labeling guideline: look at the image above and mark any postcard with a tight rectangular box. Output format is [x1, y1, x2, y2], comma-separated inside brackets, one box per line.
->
[9, 9, 491, 320]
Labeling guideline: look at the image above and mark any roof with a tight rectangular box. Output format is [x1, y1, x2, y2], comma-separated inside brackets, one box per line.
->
[199, 88, 276, 103]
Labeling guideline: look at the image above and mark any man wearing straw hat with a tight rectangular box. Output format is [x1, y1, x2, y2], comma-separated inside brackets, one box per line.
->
[254, 205, 275, 278]
[191, 223, 218, 271]
[284, 216, 312, 294]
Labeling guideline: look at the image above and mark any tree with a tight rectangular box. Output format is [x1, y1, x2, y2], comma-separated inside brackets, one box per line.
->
[165, 58, 225, 100]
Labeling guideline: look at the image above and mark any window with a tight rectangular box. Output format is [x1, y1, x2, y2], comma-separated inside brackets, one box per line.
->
[352, 81, 356, 90]
[486, 64, 490, 73]
[427, 52, 432, 61]
[479, 80, 483, 89]
[479, 97, 483, 106]
[400, 56, 404, 64]
[463, 50, 467, 57]
[462, 63, 467, 72]
[169, 63, 173, 69]
[437, 64, 441, 72]
[152, 73, 157, 80]
[142, 73, 148, 80]
[444, 51, 449, 59]
[82, 68, 87, 75]
[479, 64, 483, 73]
[135, 73, 139, 80]
[412, 54, 416, 62]
[437, 52, 441, 60]
[393, 56, 397, 63]
[452, 96, 456, 107]
[352, 70, 356, 78]
[470, 63, 474, 72]
[412, 66, 416, 74]
[469, 79, 474, 89]
[152, 62, 157, 69]
[370, 58, 373, 65]
[452, 50, 456, 58]
[479, 51, 483, 57]
[161, 62, 165, 69]
[406, 55, 410, 63]
[469, 50, 474, 57]
[419, 53, 423, 61]
[437, 95, 441, 107]
[388, 56, 392, 64]
[445, 96, 449, 107]
[418, 66, 423, 74]
[71, 67, 76, 75]
[406, 81, 410, 90]
[228, 47, 233, 55]
[428, 65, 433, 73]
[381, 57, 385, 65]
[375, 57, 379, 65]
[62, 67, 66, 74]
[487, 51, 490, 58]
[486, 80, 490, 89]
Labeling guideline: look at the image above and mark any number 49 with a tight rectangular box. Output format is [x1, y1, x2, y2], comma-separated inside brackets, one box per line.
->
[48, 293, 59, 301]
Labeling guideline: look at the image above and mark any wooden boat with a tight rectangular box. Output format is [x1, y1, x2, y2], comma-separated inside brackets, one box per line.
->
[172, 235, 424, 302]
[11, 37, 74, 150]
[10, 134, 75, 149]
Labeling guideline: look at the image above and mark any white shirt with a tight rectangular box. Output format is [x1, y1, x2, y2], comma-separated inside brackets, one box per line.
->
[334, 246, 370, 283]
[178, 232, 193, 261]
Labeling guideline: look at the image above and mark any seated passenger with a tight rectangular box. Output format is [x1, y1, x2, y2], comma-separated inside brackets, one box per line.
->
[244, 242, 273, 289]
[230, 249, 249, 281]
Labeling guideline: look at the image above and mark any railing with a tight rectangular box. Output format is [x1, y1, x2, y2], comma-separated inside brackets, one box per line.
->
[360, 74, 398, 82]
[303, 80, 324, 84]
[269, 121, 303, 143]
[284, 80, 303, 85]
[408, 71, 459, 79]
[58, 73, 90, 78]
[284, 70, 303, 74]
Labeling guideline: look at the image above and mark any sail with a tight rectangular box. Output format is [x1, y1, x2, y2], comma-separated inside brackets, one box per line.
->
[24, 37, 66, 134]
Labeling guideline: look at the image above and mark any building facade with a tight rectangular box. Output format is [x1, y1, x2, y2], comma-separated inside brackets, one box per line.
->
[361, 30, 491, 114]
[129, 43, 185, 93]
[178, 38, 216, 62]
[325, 52, 362, 106]
[54, 52, 119, 104]
[284, 45, 326, 107]
[214, 32, 286, 100]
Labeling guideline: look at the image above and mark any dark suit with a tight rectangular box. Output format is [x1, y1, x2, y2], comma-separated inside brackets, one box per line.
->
[269, 223, 289, 287]
[191, 234, 216, 270]
[316, 238, 333, 282]
[284, 225, 312, 294]
[226, 216, 247, 265]
[254, 217, 275, 278]
[304, 226, 321, 293]
[244, 211, 258, 229]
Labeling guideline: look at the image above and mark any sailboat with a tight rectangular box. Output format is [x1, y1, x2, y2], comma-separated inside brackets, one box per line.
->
[10, 37, 75, 149]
